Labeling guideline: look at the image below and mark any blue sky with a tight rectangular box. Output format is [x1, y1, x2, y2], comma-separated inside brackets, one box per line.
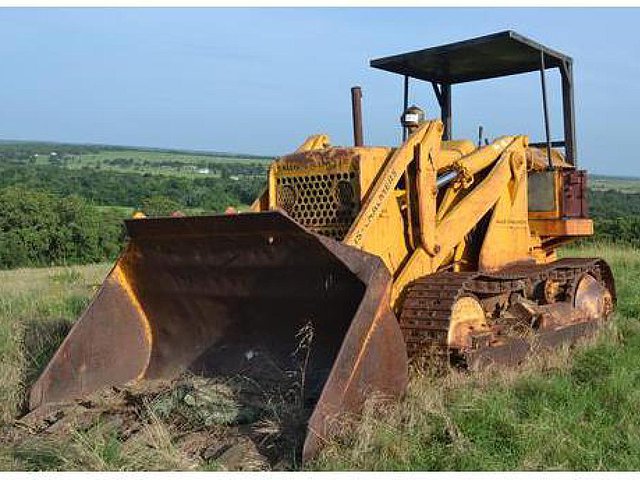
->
[0, 8, 638, 175]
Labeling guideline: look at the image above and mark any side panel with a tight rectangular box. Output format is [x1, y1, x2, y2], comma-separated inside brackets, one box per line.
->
[528, 170, 559, 214]
[562, 169, 588, 217]
[527, 169, 593, 249]
[479, 150, 531, 271]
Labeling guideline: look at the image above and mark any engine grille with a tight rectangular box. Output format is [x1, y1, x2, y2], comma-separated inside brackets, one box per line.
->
[276, 171, 360, 240]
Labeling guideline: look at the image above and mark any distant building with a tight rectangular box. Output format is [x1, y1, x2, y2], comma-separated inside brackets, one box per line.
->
[197, 168, 210, 174]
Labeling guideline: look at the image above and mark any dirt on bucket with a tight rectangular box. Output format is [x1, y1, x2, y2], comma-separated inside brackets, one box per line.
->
[1, 352, 315, 471]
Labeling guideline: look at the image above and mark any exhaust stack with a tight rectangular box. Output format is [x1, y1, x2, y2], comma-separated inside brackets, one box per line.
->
[351, 86, 364, 147]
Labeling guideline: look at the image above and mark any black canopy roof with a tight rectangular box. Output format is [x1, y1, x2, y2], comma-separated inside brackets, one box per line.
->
[370, 30, 572, 85]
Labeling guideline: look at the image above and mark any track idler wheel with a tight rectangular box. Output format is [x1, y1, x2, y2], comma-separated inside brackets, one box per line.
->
[573, 273, 614, 321]
[447, 296, 490, 350]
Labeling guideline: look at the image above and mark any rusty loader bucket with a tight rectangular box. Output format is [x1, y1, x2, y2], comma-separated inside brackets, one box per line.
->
[29, 211, 407, 461]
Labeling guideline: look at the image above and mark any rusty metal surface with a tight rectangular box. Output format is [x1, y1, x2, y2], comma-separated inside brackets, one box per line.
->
[399, 271, 476, 357]
[399, 257, 616, 361]
[574, 273, 613, 320]
[466, 321, 600, 369]
[351, 86, 364, 147]
[303, 235, 408, 461]
[29, 268, 151, 409]
[272, 148, 362, 240]
[29, 211, 407, 464]
[528, 170, 557, 212]
[562, 169, 588, 218]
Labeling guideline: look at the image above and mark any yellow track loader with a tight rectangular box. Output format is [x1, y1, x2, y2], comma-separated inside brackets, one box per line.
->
[31, 31, 615, 461]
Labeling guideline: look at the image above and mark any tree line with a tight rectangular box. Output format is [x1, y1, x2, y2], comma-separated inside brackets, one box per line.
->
[0, 162, 267, 269]
[0, 163, 263, 212]
[589, 189, 640, 247]
[0, 187, 124, 269]
[1, 169, 640, 270]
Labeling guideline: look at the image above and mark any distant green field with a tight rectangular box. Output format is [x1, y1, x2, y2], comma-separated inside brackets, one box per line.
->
[94, 205, 135, 217]
[75, 149, 272, 165]
[591, 175, 640, 194]
[0, 141, 272, 179]
[63, 150, 270, 178]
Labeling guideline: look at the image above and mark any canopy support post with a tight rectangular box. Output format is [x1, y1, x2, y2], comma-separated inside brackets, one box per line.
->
[561, 60, 577, 166]
[402, 75, 409, 142]
[431, 82, 451, 141]
[540, 50, 553, 169]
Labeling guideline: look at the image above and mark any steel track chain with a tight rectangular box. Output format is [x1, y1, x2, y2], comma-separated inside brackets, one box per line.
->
[398, 257, 615, 359]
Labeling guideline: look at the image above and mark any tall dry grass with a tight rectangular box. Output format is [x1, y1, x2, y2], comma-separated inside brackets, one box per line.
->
[0, 263, 110, 424]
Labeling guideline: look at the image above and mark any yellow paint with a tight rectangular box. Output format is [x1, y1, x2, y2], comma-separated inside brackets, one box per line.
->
[113, 263, 152, 380]
[453, 241, 466, 272]
[344, 121, 443, 249]
[416, 142, 438, 255]
[529, 218, 594, 236]
[296, 134, 331, 153]
[435, 154, 512, 264]
[436, 136, 521, 221]
[267, 164, 278, 210]
[391, 247, 430, 304]
[255, 120, 592, 315]
[478, 150, 531, 271]
[249, 187, 268, 212]
[356, 147, 395, 197]
[359, 190, 410, 274]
